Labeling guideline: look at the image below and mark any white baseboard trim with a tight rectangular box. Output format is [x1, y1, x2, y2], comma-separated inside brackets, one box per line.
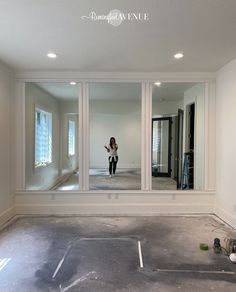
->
[214, 206, 236, 229]
[15, 191, 214, 216]
[4, 194, 236, 230]
[0, 206, 15, 228]
[15, 204, 213, 216]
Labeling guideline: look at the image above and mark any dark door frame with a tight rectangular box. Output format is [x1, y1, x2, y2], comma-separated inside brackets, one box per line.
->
[152, 117, 172, 177]
[176, 109, 184, 189]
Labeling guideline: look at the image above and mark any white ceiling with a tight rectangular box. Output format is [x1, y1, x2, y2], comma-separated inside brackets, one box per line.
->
[152, 82, 197, 101]
[35, 82, 141, 101]
[35, 82, 195, 101]
[35, 82, 80, 100]
[6, 0, 235, 72]
[89, 83, 141, 101]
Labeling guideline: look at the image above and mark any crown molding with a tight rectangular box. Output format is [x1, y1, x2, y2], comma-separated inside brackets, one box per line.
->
[15, 70, 215, 82]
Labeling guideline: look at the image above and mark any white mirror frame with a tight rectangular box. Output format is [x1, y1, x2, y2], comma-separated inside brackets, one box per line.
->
[14, 72, 215, 215]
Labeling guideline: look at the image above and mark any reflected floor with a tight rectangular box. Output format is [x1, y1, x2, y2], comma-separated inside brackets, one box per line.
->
[56, 169, 177, 190]
[152, 176, 177, 190]
[56, 172, 80, 191]
[89, 168, 141, 190]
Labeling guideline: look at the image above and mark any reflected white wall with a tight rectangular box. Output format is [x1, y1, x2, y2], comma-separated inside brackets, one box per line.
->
[90, 89, 141, 169]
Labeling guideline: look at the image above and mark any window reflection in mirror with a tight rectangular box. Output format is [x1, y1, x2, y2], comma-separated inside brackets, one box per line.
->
[25, 82, 79, 190]
[152, 83, 205, 190]
[89, 82, 141, 190]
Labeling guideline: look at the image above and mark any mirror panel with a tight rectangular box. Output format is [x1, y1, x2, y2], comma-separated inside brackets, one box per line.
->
[24, 81, 206, 192]
[25, 82, 79, 190]
[152, 82, 205, 190]
[89, 82, 141, 190]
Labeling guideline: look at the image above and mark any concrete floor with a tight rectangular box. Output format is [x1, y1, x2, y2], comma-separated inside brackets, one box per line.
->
[56, 169, 177, 190]
[0, 216, 236, 291]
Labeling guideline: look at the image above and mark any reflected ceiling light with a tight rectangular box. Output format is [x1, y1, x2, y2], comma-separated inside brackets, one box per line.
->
[174, 52, 184, 59]
[47, 52, 57, 59]
[70, 81, 77, 85]
[154, 81, 162, 87]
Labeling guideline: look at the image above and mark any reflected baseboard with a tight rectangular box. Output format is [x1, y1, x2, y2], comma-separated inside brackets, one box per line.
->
[0, 206, 15, 229]
[50, 170, 77, 190]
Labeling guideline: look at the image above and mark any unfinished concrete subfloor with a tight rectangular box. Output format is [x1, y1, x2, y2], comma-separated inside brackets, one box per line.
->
[0, 216, 236, 291]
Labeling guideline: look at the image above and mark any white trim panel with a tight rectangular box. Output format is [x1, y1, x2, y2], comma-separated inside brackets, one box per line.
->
[15, 71, 215, 82]
[15, 81, 25, 190]
[15, 191, 214, 215]
[206, 81, 216, 191]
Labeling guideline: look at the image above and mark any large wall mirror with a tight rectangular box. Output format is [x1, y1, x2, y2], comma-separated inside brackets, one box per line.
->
[152, 82, 205, 190]
[89, 82, 141, 190]
[24, 81, 205, 192]
[25, 82, 79, 190]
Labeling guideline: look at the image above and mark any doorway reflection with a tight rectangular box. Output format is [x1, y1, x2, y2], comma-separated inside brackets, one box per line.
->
[25, 82, 79, 190]
[152, 118, 171, 176]
[152, 82, 205, 190]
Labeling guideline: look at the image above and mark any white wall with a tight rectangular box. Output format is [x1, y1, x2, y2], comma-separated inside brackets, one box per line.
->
[90, 100, 141, 168]
[25, 83, 60, 190]
[215, 58, 236, 228]
[184, 84, 205, 190]
[0, 62, 14, 224]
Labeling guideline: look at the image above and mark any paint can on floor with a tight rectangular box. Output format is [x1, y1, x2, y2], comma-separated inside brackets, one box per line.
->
[199, 243, 209, 251]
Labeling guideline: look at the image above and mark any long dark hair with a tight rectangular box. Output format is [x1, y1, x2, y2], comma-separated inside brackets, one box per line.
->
[109, 137, 116, 149]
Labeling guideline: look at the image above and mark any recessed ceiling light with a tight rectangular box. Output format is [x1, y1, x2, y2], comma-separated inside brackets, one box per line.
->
[154, 81, 162, 87]
[47, 52, 57, 59]
[174, 52, 184, 59]
[70, 81, 77, 85]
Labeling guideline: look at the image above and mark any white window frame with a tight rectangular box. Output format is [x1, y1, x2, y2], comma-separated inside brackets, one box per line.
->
[68, 119, 76, 157]
[34, 106, 52, 168]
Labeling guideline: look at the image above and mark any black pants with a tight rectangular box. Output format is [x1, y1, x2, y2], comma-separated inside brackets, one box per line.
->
[109, 156, 118, 175]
